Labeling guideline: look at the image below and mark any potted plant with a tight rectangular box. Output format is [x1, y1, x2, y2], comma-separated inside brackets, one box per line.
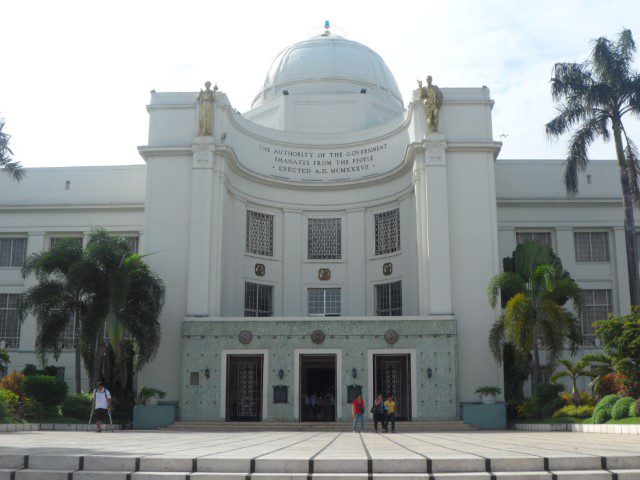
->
[475, 386, 501, 404]
[138, 386, 166, 406]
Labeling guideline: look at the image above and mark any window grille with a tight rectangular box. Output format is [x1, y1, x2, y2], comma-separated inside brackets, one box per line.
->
[516, 232, 551, 247]
[580, 289, 613, 344]
[0, 237, 27, 268]
[574, 232, 610, 262]
[246, 211, 274, 257]
[61, 310, 77, 349]
[0, 294, 21, 349]
[375, 281, 403, 316]
[307, 288, 341, 316]
[308, 218, 341, 259]
[123, 236, 139, 253]
[244, 282, 273, 317]
[49, 236, 82, 251]
[375, 209, 400, 255]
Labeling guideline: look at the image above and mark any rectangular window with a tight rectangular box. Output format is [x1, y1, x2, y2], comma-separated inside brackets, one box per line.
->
[516, 232, 551, 247]
[307, 288, 341, 316]
[308, 218, 341, 259]
[574, 232, 610, 262]
[0, 294, 21, 349]
[61, 310, 76, 349]
[49, 236, 82, 250]
[123, 236, 139, 253]
[0, 237, 27, 268]
[244, 282, 273, 317]
[246, 211, 274, 257]
[580, 289, 613, 344]
[375, 209, 401, 255]
[375, 281, 403, 316]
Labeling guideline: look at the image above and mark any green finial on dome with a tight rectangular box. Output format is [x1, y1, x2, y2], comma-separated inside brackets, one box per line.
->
[324, 20, 330, 29]
[322, 20, 330, 36]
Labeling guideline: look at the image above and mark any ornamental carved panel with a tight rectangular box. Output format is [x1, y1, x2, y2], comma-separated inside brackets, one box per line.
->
[318, 268, 331, 281]
[238, 330, 253, 345]
[311, 330, 325, 344]
[255, 263, 265, 276]
[384, 329, 399, 345]
[383, 262, 393, 276]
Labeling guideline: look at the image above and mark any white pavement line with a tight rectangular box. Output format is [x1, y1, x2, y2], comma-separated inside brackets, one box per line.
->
[306, 432, 342, 480]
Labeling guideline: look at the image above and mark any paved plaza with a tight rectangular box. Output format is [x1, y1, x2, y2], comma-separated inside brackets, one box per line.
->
[2, 430, 640, 478]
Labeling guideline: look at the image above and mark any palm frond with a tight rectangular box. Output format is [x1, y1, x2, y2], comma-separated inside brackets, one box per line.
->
[487, 271, 525, 308]
[489, 316, 506, 363]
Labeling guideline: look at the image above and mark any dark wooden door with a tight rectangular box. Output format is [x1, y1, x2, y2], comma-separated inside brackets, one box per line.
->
[226, 355, 263, 421]
[374, 354, 411, 420]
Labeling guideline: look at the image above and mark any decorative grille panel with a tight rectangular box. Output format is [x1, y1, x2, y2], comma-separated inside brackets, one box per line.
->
[0, 238, 27, 268]
[375, 209, 400, 255]
[375, 281, 402, 316]
[246, 211, 274, 257]
[308, 218, 341, 259]
[244, 282, 273, 317]
[580, 289, 612, 344]
[236, 359, 259, 418]
[0, 294, 21, 349]
[308, 288, 341, 316]
[380, 358, 403, 408]
[516, 232, 551, 246]
[574, 232, 610, 262]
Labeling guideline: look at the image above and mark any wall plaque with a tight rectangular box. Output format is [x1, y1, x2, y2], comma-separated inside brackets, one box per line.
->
[255, 263, 265, 276]
[383, 262, 393, 276]
[273, 385, 288, 404]
[318, 268, 331, 281]
[347, 384, 362, 403]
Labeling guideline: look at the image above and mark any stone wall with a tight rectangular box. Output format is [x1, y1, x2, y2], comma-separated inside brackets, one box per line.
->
[181, 317, 458, 422]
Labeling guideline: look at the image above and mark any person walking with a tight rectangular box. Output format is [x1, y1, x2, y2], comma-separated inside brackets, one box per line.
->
[91, 382, 112, 432]
[371, 394, 385, 433]
[352, 393, 365, 432]
[384, 395, 397, 433]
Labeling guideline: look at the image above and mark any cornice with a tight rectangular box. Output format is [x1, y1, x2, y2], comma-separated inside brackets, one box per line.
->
[0, 203, 145, 212]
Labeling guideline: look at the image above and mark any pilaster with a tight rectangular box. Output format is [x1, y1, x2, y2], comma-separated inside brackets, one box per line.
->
[186, 137, 215, 316]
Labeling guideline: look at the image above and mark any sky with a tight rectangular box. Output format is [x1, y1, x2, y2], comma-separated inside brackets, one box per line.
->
[2, 0, 640, 168]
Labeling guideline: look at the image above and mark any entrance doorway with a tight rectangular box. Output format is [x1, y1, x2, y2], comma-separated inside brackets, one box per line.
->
[299, 354, 336, 421]
[373, 354, 411, 420]
[226, 354, 263, 421]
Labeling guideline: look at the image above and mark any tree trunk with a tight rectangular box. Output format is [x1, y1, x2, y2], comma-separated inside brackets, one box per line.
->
[613, 122, 640, 307]
[532, 339, 540, 392]
[74, 314, 81, 393]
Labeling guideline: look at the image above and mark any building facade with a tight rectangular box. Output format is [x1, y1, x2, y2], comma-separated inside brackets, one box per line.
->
[0, 30, 630, 425]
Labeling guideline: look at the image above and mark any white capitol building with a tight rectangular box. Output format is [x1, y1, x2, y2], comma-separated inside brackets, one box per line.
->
[0, 27, 628, 427]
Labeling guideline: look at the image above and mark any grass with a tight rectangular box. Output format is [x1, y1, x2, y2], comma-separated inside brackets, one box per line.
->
[517, 416, 640, 425]
[605, 416, 640, 424]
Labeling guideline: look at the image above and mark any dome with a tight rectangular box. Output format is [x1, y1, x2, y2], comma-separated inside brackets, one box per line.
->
[251, 32, 403, 109]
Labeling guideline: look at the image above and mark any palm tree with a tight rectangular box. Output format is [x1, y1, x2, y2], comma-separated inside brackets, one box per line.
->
[19, 230, 165, 395]
[0, 120, 24, 182]
[546, 29, 640, 306]
[488, 240, 583, 389]
[550, 358, 591, 403]
[19, 239, 89, 393]
[80, 230, 165, 389]
[581, 352, 615, 396]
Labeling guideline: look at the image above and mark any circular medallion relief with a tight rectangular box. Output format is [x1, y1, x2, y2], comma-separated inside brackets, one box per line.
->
[311, 330, 326, 344]
[238, 330, 253, 345]
[384, 329, 399, 345]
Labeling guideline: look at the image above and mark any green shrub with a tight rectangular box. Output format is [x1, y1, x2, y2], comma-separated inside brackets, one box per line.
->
[631, 398, 640, 417]
[612, 396, 635, 420]
[553, 404, 595, 418]
[0, 395, 7, 419]
[516, 398, 536, 419]
[593, 394, 619, 423]
[0, 389, 19, 416]
[533, 382, 564, 405]
[22, 375, 67, 408]
[62, 393, 92, 419]
[541, 397, 565, 418]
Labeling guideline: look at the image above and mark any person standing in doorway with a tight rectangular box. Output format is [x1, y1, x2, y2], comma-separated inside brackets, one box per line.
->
[91, 382, 112, 432]
[384, 395, 397, 433]
[352, 393, 365, 432]
[310, 392, 319, 420]
[371, 394, 385, 433]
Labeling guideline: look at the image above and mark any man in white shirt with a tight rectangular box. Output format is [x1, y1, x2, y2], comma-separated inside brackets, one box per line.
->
[91, 382, 112, 432]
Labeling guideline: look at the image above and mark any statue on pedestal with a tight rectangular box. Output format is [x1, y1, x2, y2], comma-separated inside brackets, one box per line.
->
[418, 76, 443, 133]
[197, 81, 217, 136]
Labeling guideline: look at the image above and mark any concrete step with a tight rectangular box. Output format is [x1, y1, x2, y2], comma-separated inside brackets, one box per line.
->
[162, 420, 477, 432]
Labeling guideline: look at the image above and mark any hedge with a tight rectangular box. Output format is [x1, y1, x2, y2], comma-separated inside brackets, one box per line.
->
[593, 394, 619, 424]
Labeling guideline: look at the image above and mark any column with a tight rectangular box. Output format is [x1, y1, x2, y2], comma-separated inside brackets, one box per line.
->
[413, 154, 429, 315]
[19, 233, 45, 351]
[209, 155, 226, 317]
[186, 137, 215, 317]
[613, 226, 631, 315]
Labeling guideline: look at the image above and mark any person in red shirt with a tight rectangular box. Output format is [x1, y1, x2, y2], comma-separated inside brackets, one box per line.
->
[352, 393, 365, 432]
